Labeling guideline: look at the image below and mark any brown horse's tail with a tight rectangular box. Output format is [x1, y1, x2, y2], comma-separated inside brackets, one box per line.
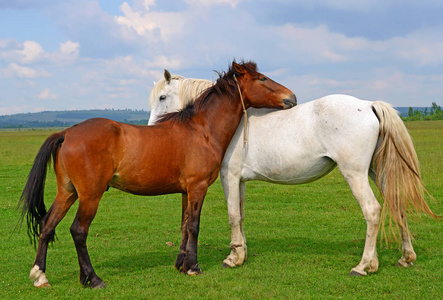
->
[371, 101, 439, 241]
[19, 131, 65, 246]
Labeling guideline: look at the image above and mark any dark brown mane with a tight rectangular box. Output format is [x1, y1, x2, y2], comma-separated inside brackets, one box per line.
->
[156, 60, 259, 125]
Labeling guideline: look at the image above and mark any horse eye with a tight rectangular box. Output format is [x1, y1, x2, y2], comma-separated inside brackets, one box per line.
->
[259, 77, 267, 82]
[159, 95, 166, 101]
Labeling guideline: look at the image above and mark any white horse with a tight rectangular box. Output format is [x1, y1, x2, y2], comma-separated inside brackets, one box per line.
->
[148, 70, 438, 276]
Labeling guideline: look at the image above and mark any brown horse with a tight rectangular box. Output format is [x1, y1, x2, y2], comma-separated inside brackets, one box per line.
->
[19, 61, 296, 289]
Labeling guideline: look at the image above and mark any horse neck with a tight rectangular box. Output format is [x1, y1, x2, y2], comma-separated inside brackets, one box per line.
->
[193, 92, 244, 155]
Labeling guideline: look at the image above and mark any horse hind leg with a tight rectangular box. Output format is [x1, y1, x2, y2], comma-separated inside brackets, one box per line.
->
[70, 194, 106, 289]
[31, 191, 78, 287]
[396, 216, 416, 267]
[342, 171, 381, 276]
[389, 195, 416, 267]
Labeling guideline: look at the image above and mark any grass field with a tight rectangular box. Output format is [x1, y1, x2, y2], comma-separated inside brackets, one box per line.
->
[1, 121, 442, 299]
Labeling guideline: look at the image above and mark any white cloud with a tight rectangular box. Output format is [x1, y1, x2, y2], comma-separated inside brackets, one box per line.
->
[50, 40, 80, 66]
[0, 39, 79, 67]
[4, 63, 51, 78]
[277, 24, 350, 63]
[115, 2, 187, 42]
[144, 55, 184, 69]
[119, 79, 138, 85]
[275, 23, 443, 67]
[18, 41, 45, 64]
[60, 40, 80, 56]
[185, 0, 243, 8]
[141, 0, 156, 11]
[104, 55, 150, 77]
[390, 29, 443, 65]
[38, 88, 57, 100]
[306, 0, 382, 11]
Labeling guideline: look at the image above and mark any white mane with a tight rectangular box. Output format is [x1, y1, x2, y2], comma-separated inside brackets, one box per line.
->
[179, 78, 213, 106]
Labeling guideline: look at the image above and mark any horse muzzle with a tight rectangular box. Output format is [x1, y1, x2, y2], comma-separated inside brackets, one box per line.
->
[283, 94, 297, 109]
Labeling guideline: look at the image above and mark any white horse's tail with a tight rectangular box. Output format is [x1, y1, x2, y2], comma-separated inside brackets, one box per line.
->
[371, 101, 439, 239]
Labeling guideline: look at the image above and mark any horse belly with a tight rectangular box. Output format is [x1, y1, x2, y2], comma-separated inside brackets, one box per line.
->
[110, 170, 184, 196]
[242, 155, 336, 184]
[235, 106, 334, 184]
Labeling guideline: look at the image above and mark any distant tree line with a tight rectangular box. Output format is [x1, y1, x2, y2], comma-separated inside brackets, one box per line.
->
[402, 102, 442, 121]
[0, 120, 76, 129]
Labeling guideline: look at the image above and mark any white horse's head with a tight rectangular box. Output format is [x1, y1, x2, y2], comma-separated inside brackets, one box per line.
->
[148, 70, 185, 125]
[148, 70, 213, 125]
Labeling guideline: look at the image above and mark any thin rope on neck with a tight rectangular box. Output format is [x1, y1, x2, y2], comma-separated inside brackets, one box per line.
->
[233, 75, 247, 148]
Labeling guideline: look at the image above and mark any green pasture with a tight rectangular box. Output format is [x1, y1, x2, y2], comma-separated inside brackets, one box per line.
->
[1, 122, 442, 299]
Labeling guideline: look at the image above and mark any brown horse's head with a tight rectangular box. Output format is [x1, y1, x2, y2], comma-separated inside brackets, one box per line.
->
[231, 61, 297, 109]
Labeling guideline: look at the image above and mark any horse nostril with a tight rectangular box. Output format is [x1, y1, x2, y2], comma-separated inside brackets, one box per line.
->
[283, 94, 297, 108]
[283, 99, 294, 108]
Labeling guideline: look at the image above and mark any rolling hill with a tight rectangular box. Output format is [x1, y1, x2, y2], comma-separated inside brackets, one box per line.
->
[0, 109, 150, 128]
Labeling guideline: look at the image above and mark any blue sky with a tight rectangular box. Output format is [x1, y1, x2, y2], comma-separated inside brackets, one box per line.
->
[1, 0, 443, 115]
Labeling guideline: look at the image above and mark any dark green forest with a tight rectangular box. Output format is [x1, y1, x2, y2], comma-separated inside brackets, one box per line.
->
[401, 102, 443, 121]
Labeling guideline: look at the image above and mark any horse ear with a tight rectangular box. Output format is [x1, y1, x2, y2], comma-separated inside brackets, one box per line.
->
[164, 69, 172, 83]
[232, 62, 246, 76]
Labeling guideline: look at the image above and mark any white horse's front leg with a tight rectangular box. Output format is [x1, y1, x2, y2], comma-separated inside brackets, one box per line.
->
[239, 180, 247, 261]
[344, 174, 381, 276]
[221, 172, 247, 268]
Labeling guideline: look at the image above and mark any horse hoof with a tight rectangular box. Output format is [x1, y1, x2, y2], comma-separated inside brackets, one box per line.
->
[186, 263, 202, 276]
[35, 282, 51, 288]
[221, 261, 235, 268]
[221, 258, 236, 268]
[30, 265, 51, 287]
[90, 281, 106, 289]
[349, 268, 367, 277]
[397, 260, 413, 268]
[187, 269, 202, 276]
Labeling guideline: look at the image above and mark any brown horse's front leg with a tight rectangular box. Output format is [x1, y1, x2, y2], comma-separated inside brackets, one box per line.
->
[180, 184, 207, 275]
[175, 193, 189, 271]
